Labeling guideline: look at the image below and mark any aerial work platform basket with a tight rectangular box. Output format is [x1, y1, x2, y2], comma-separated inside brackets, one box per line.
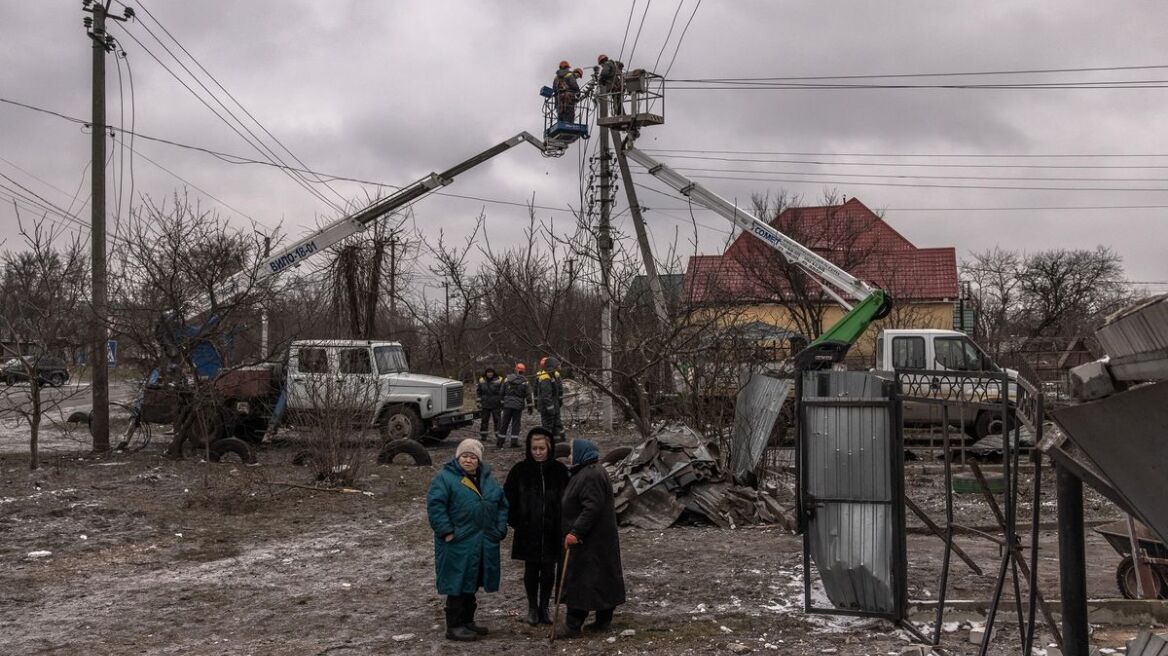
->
[595, 69, 665, 131]
[539, 85, 591, 157]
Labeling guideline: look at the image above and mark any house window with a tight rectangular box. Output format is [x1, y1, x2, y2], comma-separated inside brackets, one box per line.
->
[891, 336, 925, 369]
[338, 348, 373, 374]
[298, 348, 329, 374]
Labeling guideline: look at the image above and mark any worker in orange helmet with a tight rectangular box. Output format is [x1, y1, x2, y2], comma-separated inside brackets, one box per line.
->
[498, 363, 533, 448]
[553, 60, 581, 123]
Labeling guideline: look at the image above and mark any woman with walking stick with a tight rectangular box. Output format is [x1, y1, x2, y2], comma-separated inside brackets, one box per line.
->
[427, 438, 509, 642]
[504, 427, 570, 626]
[553, 438, 626, 639]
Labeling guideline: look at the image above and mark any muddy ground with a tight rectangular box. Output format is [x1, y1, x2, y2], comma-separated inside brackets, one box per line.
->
[0, 422, 1158, 655]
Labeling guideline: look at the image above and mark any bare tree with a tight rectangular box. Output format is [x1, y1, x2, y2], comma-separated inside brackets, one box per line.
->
[0, 215, 88, 469]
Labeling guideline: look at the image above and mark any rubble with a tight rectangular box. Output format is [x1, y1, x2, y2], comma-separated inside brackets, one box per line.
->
[608, 425, 794, 530]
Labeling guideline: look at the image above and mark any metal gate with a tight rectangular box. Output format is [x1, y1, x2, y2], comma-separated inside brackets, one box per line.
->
[798, 370, 914, 632]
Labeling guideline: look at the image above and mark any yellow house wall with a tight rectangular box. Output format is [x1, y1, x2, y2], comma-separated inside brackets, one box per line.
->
[733, 301, 955, 360]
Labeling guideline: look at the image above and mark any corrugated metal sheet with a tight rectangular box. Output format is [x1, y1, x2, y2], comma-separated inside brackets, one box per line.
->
[803, 371, 899, 615]
[1097, 294, 1168, 360]
[732, 374, 792, 482]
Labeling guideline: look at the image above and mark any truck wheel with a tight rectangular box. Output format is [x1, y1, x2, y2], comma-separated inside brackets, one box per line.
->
[428, 428, 453, 441]
[380, 405, 422, 442]
[209, 437, 257, 465]
[1116, 556, 1168, 599]
[377, 438, 432, 466]
[48, 372, 66, 387]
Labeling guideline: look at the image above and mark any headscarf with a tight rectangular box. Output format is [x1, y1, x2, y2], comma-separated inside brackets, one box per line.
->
[570, 438, 599, 468]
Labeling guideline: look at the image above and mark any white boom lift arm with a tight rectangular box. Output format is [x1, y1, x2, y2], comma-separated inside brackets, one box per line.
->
[194, 131, 546, 317]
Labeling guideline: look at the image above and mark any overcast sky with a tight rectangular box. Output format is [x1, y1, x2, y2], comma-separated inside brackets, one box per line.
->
[3, 1, 1168, 294]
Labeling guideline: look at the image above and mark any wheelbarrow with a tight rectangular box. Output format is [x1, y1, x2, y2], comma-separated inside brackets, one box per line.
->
[1095, 519, 1168, 599]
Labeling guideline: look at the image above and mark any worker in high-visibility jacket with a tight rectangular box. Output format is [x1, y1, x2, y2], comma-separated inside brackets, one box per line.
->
[553, 61, 581, 123]
[535, 357, 565, 442]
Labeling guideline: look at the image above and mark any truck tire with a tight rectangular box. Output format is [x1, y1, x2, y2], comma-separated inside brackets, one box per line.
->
[380, 405, 422, 442]
[602, 446, 632, 465]
[974, 410, 1015, 440]
[209, 437, 257, 464]
[48, 372, 66, 387]
[377, 438, 432, 466]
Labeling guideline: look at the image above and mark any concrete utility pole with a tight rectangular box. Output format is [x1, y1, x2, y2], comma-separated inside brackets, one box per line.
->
[610, 133, 669, 328]
[598, 108, 614, 430]
[86, 1, 114, 452]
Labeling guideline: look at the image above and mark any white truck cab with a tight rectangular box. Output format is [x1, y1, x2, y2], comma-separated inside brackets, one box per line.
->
[284, 339, 473, 441]
[874, 329, 1017, 439]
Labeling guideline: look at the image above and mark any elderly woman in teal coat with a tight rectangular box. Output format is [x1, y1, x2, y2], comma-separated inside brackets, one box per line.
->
[426, 438, 509, 642]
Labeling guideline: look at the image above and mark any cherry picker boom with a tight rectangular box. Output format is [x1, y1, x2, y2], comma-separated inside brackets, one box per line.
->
[196, 131, 547, 317]
[621, 144, 892, 369]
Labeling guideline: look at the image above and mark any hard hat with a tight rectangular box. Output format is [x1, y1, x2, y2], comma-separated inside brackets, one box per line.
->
[559, 60, 570, 69]
[516, 362, 527, 373]
[597, 54, 608, 64]
[539, 357, 548, 369]
[573, 68, 584, 78]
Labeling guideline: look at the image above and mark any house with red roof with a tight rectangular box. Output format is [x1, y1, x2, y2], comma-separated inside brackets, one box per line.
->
[682, 197, 959, 362]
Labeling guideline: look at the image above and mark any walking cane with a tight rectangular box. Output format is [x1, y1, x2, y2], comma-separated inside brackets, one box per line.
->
[549, 546, 572, 642]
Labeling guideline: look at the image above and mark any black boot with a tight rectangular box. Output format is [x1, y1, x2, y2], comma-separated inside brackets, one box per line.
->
[510, 437, 519, 448]
[526, 606, 540, 626]
[538, 605, 553, 625]
[464, 598, 488, 636]
[445, 607, 477, 642]
[495, 434, 505, 448]
[554, 610, 585, 640]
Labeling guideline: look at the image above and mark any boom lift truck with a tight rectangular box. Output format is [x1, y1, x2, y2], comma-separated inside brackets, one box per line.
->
[123, 130, 560, 461]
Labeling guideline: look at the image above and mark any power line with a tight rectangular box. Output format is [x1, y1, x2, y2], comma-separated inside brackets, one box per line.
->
[634, 170, 1168, 193]
[641, 147, 1168, 160]
[669, 63, 1168, 83]
[625, 0, 653, 68]
[652, 0, 685, 73]
[129, 0, 349, 209]
[617, 0, 637, 63]
[663, 164, 1168, 184]
[663, 0, 700, 78]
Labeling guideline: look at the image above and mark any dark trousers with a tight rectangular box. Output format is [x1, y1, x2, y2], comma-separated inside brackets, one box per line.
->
[445, 593, 477, 628]
[523, 560, 558, 609]
[540, 410, 564, 440]
[478, 407, 500, 436]
[565, 606, 614, 630]
[499, 407, 523, 437]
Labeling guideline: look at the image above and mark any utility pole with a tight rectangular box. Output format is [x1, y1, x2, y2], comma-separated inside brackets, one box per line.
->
[83, 1, 120, 453]
[388, 236, 397, 334]
[598, 106, 614, 430]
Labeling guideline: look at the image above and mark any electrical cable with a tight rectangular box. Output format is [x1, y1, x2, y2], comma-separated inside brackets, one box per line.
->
[130, 0, 349, 209]
[653, 0, 685, 73]
[625, 0, 653, 68]
[641, 147, 1168, 158]
[617, 0, 637, 63]
[669, 63, 1168, 83]
[633, 169, 1168, 192]
[663, 0, 700, 78]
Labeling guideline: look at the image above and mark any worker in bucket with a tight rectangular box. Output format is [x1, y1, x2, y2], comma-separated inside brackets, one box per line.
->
[503, 426, 570, 626]
[426, 438, 509, 642]
[535, 356, 565, 442]
[475, 366, 503, 441]
[554, 438, 626, 638]
[596, 54, 624, 115]
[498, 362, 532, 448]
[553, 60, 581, 122]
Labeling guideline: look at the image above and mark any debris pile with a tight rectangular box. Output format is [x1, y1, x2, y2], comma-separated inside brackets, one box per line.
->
[608, 425, 793, 530]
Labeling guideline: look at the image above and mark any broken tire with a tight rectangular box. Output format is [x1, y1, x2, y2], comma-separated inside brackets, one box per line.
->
[208, 437, 257, 464]
[601, 446, 632, 465]
[378, 438, 432, 466]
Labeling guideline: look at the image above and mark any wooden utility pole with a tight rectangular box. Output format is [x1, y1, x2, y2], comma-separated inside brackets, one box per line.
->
[598, 107, 614, 430]
[86, 1, 113, 452]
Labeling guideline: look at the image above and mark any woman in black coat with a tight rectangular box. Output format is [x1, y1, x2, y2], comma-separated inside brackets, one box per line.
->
[555, 438, 626, 638]
[503, 427, 570, 625]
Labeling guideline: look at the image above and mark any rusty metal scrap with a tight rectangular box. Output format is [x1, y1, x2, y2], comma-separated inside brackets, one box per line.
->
[609, 425, 792, 530]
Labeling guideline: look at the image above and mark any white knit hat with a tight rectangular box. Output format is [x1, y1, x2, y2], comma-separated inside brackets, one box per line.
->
[456, 438, 483, 460]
